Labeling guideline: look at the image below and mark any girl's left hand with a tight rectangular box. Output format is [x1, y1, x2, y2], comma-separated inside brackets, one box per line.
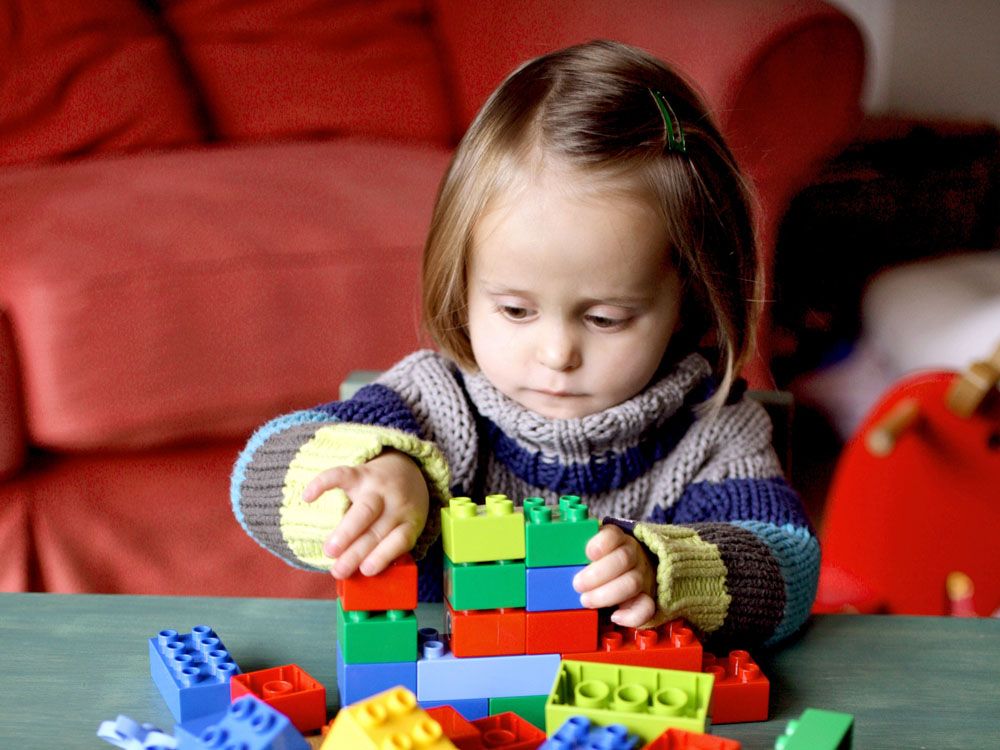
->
[572, 524, 657, 627]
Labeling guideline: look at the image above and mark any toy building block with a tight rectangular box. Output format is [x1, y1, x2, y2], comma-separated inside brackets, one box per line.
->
[446, 601, 527, 657]
[445, 557, 526, 610]
[441, 495, 526, 563]
[546, 660, 714, 742]
[489, 695, 549, 731]
[178, 695, 308, 750]
[174, 713, 226, 750]
[774, 708, 853, 750]
[149, 626, 240, 723]
[524, 609, 598, 655]
[471, 711, 547, 749]
[425, 705, 483, 750]
[701, 651, 769, 725]
[525, 565, 587, 611]
[564, 620, 702, 672]
[231, 664, 327, 734]
[523, 496, 599, 568]
[320, 686, 457, 750]
[540, 715, 641, 749]
[421, 698, 491, 721]
[336, 552, 417, 612]
[642, 727, 742, 749]
[97, 715, 176, 749]
[335, 599, 417, 663]
[417, 635, 561, 702]
[336, 646, 417, 707]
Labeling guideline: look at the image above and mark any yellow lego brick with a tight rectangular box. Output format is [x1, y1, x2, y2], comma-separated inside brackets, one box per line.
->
[440, 495, 526, 563]
[321, 686, 456, 750]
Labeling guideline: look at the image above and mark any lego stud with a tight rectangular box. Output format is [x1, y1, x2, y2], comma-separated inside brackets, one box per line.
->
[357, 701, 389, 728]
[670, 625, 695, 646]
[636, 629, 660, 649]
[348, 610, 370, 623]
[411, 717, 445, 745]
[177, 665, 204, 687]
[450, 497, 476, 519]
[651, 686, 689, 716]
[728, 650, 751, 674]
[558, 495, 582, 509]
[485, 495, 513, 515]
[421, 640, 446, 660]
[529, 506, 553, 524]
[481, 728, 515, 747]
[418, 627, 440, 645]
[262, 680, 293, 698]
[249, 710, 277, 734]
[191, 625, 217, 646]
[156, 630, 179, 649]
[386, 609, 407, 621]
[563, 504, 589, 522]
[523, 497, 545, 512]
[553, 716, 590, 742]
[385, 687, 417, 716]
[610, 684, 649, 714]
[199, 725, 231, 747]
[600, 632, 624, 651]
[573, 679, 611, 709]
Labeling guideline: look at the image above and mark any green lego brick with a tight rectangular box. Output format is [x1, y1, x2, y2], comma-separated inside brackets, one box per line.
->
[489, 695, 548, 730]
[524, 496, 599, 567]
[335, 599, 417, 664]
[775, 708, 854, 750]
[545, 659, 714, 741]
[441, 495, 526, 564]
[444, 556, 526, 610]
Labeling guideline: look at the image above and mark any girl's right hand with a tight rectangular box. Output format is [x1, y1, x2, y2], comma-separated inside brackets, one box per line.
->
[302, 450, 429, 579]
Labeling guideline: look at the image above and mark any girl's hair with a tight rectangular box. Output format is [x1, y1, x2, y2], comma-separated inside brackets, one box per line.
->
[422, 39, 761, 409]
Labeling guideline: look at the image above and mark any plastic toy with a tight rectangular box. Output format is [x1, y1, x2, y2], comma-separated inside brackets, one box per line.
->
[540, 715, 640, 749]
[470, 712, 547, 749]
[445, 601, 527, 657]
[320, 686, 457, 750]
[525, 565, 587, 611]
[445, 557, 527, 610]
[564, 620, 702, 671]
[424, 705, 483, 750]
[335, 600, 417, 663]
[97, 715, 176, 750]
[642, 727, 742, 748]
[148, 626, 240, 723]
[230, 664, 326, 733]
[179, 695, 308, 750]
[441, 495, 526, 563]
[336, 552, 417, 611]
[523, 496, 598, 567]
[701, 651, 769, 724]
[336, 646, 417, 707]
[417, 634, 561, 701]
[774, 708, 853, 749]
[546, 660, 714, 741]
[524, 608, 598, 655]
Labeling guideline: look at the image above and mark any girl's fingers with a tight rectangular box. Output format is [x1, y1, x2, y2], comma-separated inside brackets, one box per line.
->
[576, 567, 646, 609]
[323, 494, 384, 559]
[584, 524, 627, 561]
[303, 466, 360, 503]
[610, 593, 657, 628]
[360, 524, 418, 577]
[573, 538, 635, 594]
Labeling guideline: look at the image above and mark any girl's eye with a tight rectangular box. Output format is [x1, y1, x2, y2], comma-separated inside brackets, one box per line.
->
[499, 305, 531, 321]
[586, 314, 628, 330]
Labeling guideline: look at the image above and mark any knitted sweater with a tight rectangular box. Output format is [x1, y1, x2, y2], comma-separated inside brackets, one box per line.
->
[231, 350, 819, 647]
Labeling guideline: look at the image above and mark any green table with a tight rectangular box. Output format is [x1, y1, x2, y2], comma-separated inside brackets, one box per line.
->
[2, 593, 999, 748]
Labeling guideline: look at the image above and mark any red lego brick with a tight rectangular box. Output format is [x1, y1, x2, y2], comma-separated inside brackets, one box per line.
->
[446, 600, 526, 657]
[230, 664, 326, 733]
[702, 650, 769, 724]
[525, 608, 598, 655]
[425, 705, 483, 750]
[642, 727, 742, 749]
[563, 619, 703, 671]
[335, 552, 418, 611]
[470, 712, 546, 749]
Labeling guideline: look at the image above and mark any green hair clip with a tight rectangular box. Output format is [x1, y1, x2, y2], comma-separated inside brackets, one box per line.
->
[648, 88, 687, 155]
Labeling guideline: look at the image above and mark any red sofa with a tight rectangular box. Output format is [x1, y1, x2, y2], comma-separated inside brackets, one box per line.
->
[0, 0, 864, 596]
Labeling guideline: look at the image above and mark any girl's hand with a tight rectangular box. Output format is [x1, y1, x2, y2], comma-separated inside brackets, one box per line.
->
[572, 524, 657, 627]
[302, 450, 429, 579]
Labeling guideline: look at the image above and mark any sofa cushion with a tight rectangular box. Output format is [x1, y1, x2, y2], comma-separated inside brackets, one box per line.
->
[160, 0, 453, 145]
[0, 0, 206, 166]
[0, 139, 451, 450]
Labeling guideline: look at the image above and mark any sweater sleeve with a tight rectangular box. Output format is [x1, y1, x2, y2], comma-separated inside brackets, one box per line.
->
[230, 381, 452, 572]
[633, 399, 820, 648]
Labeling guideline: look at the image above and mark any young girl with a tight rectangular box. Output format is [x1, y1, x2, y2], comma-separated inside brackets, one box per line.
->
[231, 40, 818, 648]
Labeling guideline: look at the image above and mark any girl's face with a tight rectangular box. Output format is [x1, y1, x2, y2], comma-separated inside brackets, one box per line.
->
[467, 169, 682, 419]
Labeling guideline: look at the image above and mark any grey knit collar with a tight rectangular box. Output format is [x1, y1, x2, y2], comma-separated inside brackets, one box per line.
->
[461, 353, 712, 464]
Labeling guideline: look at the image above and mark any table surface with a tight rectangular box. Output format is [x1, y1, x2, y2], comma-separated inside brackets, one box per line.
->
[2, 593, 999, 749]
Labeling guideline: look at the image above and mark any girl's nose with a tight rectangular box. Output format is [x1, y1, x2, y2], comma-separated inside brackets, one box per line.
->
[537, 324, 581, 371]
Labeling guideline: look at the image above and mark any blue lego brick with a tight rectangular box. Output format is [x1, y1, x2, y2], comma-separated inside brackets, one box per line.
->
[173, 712, 226, 749]
[416, 635, 561, 701]
[336, 644, 417, 707]
[176, 696, 308, 750]
[540, 716, 640, 749]
[418, 698, 491, 721]
[149, 626, 240, 723]
[526, 565, 587, 612]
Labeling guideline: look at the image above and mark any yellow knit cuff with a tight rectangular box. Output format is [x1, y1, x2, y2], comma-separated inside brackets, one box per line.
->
[632, 522, 730, 634]
[279, 424, 451, 569]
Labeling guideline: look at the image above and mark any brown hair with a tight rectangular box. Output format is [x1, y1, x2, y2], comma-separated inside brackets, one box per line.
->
[422, 40, 761, 408]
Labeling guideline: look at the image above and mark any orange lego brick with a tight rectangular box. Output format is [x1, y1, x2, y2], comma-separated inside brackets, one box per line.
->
[525, 608, 598, 654]
[563, 619, 703, 671]
[445, 600, 526, 657]
[702, 650, 769, 724]
[335, 552, 418, 611]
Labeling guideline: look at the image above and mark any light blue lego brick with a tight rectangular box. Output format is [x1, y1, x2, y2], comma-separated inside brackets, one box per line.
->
[97, 715, 177, 749]
[149, 626, 240, 723]
[540, 716, 640, 749]
[335, 644, 417, 708]
[418, 698, 491, 721]
[416, 637, 561, 701]
[176, 696, 308, 750]
[525, 565, 587, 612]
[173, 712, 225, 749]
